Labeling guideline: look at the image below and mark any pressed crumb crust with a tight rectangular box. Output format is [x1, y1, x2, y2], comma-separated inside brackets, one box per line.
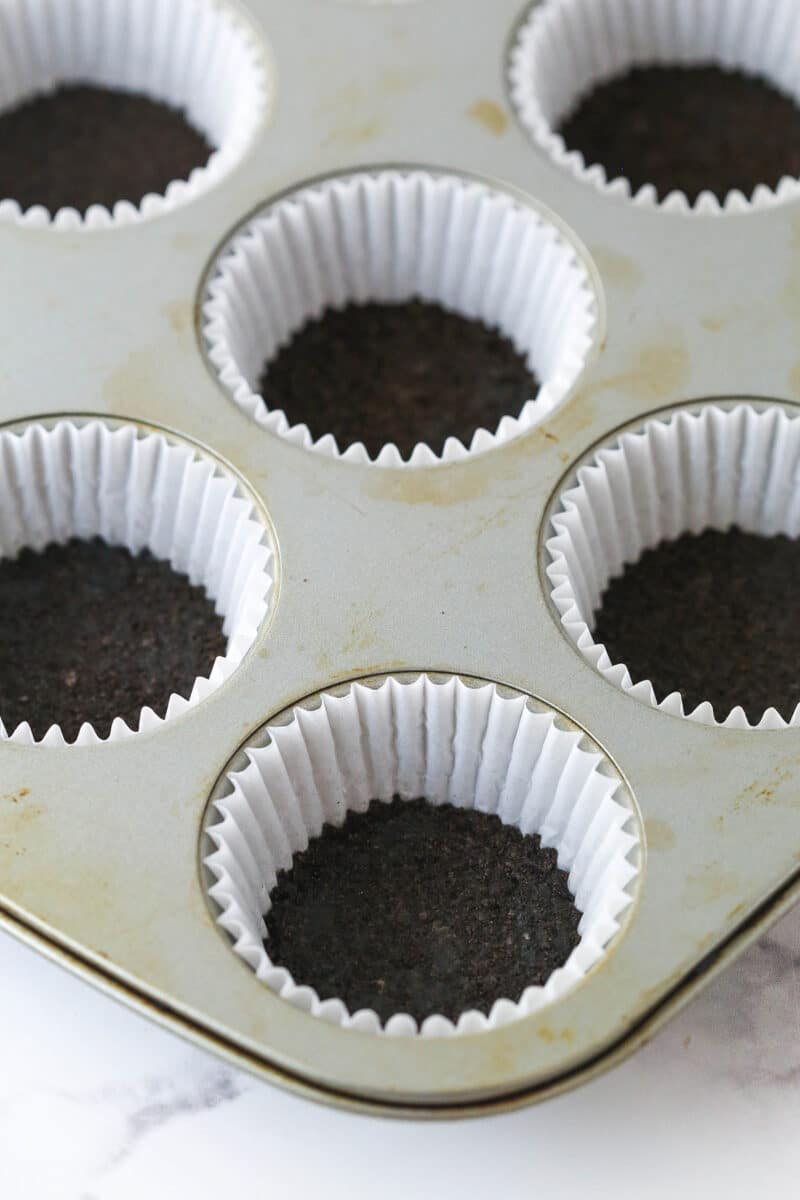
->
[593, 526, 800, 722]
[557, 65, 800, 201]
[0, 84, 212, 212]
[264, 796, 580, 1024]
[258, 300, 539, 458]
[0, 537, 226, 739]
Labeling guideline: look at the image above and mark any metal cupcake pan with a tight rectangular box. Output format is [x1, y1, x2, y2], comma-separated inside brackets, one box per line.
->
[2, 0, 800, 1116]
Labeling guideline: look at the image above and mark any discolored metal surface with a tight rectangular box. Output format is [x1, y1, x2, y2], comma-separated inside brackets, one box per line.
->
[2, 0, 800, 1116]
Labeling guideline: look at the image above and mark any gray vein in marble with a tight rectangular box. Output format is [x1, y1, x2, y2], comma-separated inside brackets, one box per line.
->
[2, 1060, 248, 1199]
[103, 1062, 246, 1173]
[673, 911, 800, 1092]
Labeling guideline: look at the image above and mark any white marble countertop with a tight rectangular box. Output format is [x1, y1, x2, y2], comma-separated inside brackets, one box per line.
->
[2, 906, 799, 1200]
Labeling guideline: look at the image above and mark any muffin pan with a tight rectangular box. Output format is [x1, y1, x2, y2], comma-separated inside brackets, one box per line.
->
[3, 0, 800, 1117]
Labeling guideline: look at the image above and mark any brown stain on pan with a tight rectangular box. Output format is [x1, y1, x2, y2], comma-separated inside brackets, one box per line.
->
[103, 345, 203, 431]
[590, 247, 642, 290]
[364, 403, 596, 508]
[587, 341, 690, 404]
[316, 71, 424, 149]
[644, 817, 676, 851]
[339, 620, 382, 657]
[3, 787, 30, 803]
[380, 68, 425, 97]
[537, 1025, 575, 1045]
[162, 299, 190, 335]
[104, 345, 166, 414]
[734, 763, 795, 811]
[323, 119, 383, 148]
[788, 359, 800, 395]
[699, 306, 743, 333]
[364, 460, 493, 507]
[0, 791, 43, 828]
[544, 391, 598, 442]
[683, 868, 738, 910]
[466, 99, 509, 136]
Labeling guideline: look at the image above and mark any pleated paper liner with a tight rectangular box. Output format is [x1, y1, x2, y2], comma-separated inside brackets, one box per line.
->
[0, 0, 270, 229]
[203, 674, 639, 1036]
[546, 402, 800, 729]
[201, 168, 599, 466]
[509, 0, 800, 214]
[0, 418, 273, 745]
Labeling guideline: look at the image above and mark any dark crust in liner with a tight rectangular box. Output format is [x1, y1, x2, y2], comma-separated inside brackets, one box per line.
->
[557, 65, 800, 203]
[593, 526, 800, 722]
[0, 537, 226, 740]
[257, 300, 539, 458]
[0, 84, 212, 213]
[263, 796, 581, 1025]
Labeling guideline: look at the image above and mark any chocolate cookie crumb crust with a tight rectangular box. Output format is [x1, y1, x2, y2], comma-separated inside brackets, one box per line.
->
[593, 527, 800, 724]
[263, 796, 580, 1025]
[0, 84, 213, 214]
[0, 537, 226, 741]
[202, 168, 597, 464]
[546, 404, 800, 728]
[557, 65, 800, 204]
[258, 301, 539, 459]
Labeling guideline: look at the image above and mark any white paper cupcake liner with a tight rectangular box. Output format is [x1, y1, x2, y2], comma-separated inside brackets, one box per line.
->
[201, 169, 599, 466]
[0, 0, 271, 229]
[509, 0, 800, 214]
[546, 402, 800, 728]
[0, 419, 273, 745]
[203, 674, 639, 1036]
